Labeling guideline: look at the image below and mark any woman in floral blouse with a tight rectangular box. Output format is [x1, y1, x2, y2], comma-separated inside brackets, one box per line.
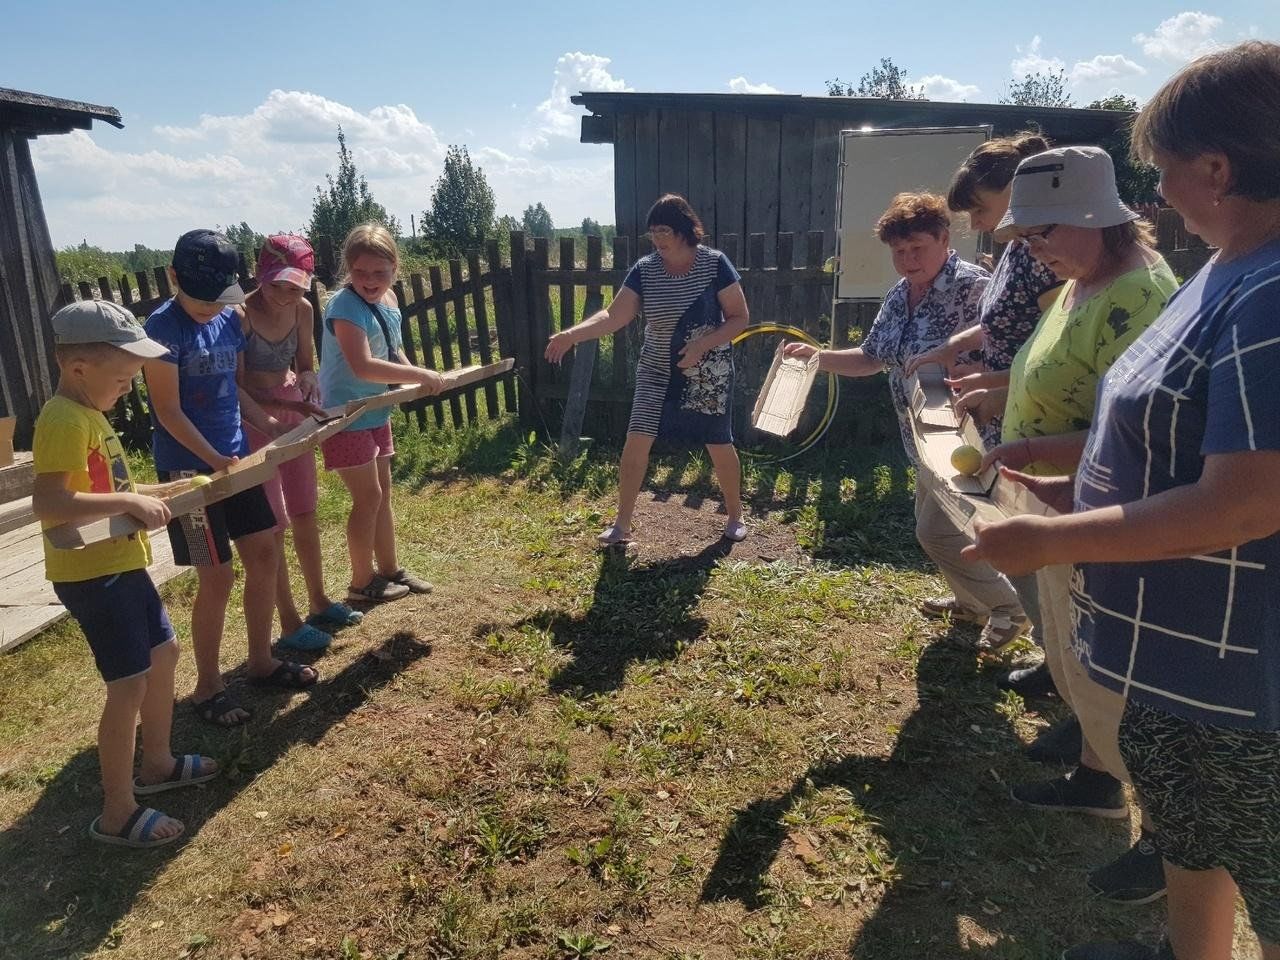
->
[782, 194, 1026, 650]
[906, 133, 1063, 449]
[547, 195, 750, 546]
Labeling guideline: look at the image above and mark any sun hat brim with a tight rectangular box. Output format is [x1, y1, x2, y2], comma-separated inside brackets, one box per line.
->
[994, 201, 1140, 242]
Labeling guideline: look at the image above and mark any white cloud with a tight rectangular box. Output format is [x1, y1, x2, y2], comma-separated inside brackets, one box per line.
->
[1134, 12, 1224, 63]
[916, 74, 981, 101]
[523, 52, 630, 151]
[31, 79, 617, 249]
[1070, 53, 1147, 83]
[1011, 35, 1065, 76]
[727, 76, 781, 94]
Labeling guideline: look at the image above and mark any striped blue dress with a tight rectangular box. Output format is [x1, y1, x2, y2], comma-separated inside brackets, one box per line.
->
[623, 246, 742, 445]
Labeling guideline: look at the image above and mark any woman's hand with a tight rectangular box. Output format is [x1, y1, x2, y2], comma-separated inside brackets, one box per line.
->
[781, 342, 820, 362]
[945, 370, 1007, 393]
[411, 368, 447, 396]
[677, 337, 710, 370]
[980, 439, 1036, 474]
[545, 330, 578, 364]
[961, 514, 1056, 576]
[953, 387, 1007, 426]
[996, 465, 1075, 515]
[904, 343, 953, 377]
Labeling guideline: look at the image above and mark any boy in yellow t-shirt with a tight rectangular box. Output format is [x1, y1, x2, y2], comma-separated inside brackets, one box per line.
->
[33, 300, 218, 849]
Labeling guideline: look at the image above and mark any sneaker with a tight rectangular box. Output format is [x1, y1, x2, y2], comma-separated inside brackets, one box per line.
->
[386, 567, 433, 594]
[1088, 831, 1166, 905]
[1026, 715, 1082, 765]
[1062, 939, 1174, 960]
[918, 597, 985, 624]
[723, 519, 748, 542]
[348, 574, 410, 603]
[976, 615, 1030, 652]
[997, 662, 1059, 700]
[1011, 765, 1127, 819]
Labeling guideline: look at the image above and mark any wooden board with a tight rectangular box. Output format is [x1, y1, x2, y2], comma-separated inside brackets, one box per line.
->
[45, 359, 514, 550]
[0, 450, 34, 504]
[908, 363, 959, 431]
[0, 526, 187, 654]
[43, 411, 350, 550]
[346, 359, 514, 415]
[905, 360, 1031, 529]
[752, 345, 819, 437]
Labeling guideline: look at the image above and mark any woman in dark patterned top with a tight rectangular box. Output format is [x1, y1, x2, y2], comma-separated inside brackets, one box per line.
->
[906, 133, 1063, 449]
[547, 195, 749, 546]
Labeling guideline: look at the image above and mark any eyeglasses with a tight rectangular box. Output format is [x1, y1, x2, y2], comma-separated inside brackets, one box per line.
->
[1023, 224, 1058, 246]
[647, 226, 675, 239]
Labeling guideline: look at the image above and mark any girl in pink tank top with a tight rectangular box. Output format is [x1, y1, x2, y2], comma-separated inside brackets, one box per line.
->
[236, 235, 364, 649]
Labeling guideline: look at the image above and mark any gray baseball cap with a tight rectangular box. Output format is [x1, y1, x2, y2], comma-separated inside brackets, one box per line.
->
[995, 145, 1139, 241]
[52, 300, 169, 359]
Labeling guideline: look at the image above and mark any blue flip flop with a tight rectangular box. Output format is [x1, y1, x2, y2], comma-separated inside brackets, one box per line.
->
[89, 806, 184, 849]
[134, 754, 219, 796]
[278, 623, 332, 652]
[306, 602, 364, 629]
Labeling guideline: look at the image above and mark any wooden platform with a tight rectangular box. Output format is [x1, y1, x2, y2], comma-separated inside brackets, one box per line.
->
[0, 519, 187, 654]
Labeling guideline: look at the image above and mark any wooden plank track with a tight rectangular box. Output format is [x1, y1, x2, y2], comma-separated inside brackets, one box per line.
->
[0, 525, 187, 654]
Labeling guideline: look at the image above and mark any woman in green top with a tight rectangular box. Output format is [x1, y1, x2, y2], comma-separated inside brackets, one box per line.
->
[960, 145, 1178, 905]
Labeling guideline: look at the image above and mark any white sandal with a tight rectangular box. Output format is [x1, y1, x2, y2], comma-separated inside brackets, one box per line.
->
[597, 524, 633, 546]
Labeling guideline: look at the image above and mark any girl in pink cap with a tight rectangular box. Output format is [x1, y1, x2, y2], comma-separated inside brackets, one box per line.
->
[236, 235, 362, 650]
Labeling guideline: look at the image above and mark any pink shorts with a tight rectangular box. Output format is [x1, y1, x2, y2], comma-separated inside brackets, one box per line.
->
[244, 378, 320, 530]
[321, 421, 395, 471]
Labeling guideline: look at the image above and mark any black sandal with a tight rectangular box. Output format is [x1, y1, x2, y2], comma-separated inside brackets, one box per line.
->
[192, 689, 252, 727]
[249, 660, 319, 690]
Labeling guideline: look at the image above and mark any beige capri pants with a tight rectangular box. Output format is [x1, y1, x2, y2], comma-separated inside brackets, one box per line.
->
[1026, 509, 1133, 783]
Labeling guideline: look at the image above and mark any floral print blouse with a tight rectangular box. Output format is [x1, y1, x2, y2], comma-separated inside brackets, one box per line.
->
[861, 251, 990, 462]
[979, 239, 1062, 371]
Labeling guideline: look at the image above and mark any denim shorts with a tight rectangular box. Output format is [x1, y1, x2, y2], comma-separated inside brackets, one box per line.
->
[53, 569, 175, 682]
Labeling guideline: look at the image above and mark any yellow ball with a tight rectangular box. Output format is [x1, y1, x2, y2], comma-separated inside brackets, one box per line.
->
[950, 444, 983, 477]
[188, 475, 213, 488]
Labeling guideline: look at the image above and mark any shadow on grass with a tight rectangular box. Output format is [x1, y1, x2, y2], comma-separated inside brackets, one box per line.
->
[701, 639, 1127, 959]
[388, 413, 928, 571]
[477, 539, 733, 698]
[0, 630, 430, 959]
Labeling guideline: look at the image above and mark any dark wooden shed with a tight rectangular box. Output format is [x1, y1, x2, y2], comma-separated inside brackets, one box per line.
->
[571, 92, 1134, 263]
[0, 88, 123, 446]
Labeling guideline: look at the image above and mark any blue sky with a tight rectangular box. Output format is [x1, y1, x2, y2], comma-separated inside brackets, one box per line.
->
[3, 0, 1275, 249]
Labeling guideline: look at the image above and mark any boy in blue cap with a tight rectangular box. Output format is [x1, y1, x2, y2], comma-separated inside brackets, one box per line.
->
[33, 300, 219, 848]
[143, 229, 318, 728]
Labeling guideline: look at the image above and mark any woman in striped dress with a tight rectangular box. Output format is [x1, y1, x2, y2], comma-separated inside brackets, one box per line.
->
[546, 195, 750, 546]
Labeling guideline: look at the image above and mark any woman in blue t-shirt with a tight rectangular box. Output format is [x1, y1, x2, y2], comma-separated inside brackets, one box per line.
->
[546, 195, 750, 547]
[966, 40, 1280, 960]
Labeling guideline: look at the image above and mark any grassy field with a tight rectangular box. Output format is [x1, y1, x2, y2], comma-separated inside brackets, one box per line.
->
[0, 416, 1259, 959]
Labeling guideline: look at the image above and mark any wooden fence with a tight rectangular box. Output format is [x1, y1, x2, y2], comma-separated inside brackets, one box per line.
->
[45, 214, 1214, 453]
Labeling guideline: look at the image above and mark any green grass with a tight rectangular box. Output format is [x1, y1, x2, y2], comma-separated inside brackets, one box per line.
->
[0, 414, 1263, 959]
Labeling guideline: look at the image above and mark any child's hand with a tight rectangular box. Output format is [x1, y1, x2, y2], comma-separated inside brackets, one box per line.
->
[263, 415, 288, 438]
[124, 494, 172, 529]
[297, 370, 321, 403]
[208, 454, 239, 473]
[412, 368, 446, 396]
[545, 330, 578, 364]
